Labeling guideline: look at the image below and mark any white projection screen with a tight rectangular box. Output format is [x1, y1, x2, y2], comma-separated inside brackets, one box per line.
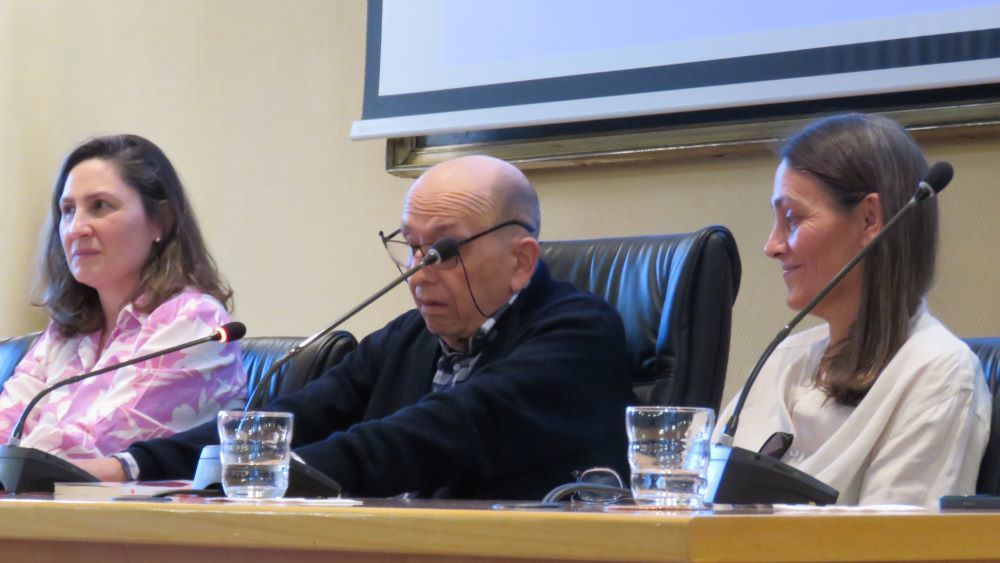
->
[350, 0, 1000, 140]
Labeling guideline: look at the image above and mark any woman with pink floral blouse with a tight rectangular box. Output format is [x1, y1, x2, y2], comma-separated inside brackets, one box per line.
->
[0, 135, 246, 459]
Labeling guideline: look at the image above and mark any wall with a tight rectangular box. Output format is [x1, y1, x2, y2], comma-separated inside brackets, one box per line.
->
[2, 0, 997, 406]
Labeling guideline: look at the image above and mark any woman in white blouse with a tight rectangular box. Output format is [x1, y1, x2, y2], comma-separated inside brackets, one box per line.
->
[714, 113, 991, 507]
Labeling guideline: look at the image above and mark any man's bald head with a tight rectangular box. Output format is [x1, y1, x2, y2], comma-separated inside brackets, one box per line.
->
[404, 155, 540, 236]
[399, 155, 542, 352]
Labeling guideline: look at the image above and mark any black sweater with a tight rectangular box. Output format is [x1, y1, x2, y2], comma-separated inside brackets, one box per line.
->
[128, 263, 632, 499]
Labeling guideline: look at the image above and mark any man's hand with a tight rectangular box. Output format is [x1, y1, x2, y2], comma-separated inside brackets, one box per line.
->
[74, 457, 127, 481]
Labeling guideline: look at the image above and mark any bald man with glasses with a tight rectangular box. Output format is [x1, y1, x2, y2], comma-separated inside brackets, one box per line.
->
[80, 155, 633, 500]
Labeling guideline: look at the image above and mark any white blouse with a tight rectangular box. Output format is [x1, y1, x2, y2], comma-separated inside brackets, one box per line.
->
[714, 306, 991, 507]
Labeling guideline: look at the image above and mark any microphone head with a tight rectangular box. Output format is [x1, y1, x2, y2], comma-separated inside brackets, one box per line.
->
[426, 237, 461, 264]
[918, 161, 954, 198]
[216, 322, 247, 343]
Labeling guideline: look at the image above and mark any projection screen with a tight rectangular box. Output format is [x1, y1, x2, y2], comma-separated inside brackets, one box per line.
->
[351, 0, 1000, 140]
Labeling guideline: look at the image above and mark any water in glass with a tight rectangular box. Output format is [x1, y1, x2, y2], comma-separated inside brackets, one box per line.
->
[217, 411, 293, 499]
[220, 441, 291, 499]
[626, 406, 714, 509]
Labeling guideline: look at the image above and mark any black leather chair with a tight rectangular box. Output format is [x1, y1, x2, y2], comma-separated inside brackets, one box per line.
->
[539, 225, 741, 411]
[0, 332, 41, 390]
[966, 337, 1000, 495]
[0, 331, 357, 404]
[241, 333, 356, 405]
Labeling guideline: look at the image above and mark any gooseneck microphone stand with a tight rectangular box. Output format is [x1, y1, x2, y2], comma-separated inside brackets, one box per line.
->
[191, 238, 463, 497]
[0, 322, 246, 493]
[242, 237, 462, 411]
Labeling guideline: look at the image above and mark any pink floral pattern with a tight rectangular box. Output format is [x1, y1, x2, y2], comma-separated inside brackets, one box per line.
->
[0, 289, 246, 459]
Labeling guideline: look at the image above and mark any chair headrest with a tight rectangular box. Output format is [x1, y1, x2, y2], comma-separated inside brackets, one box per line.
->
[540, 226, 741, 408]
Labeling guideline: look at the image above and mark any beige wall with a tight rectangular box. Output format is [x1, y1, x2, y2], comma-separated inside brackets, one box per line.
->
[2, 0, 997, 406]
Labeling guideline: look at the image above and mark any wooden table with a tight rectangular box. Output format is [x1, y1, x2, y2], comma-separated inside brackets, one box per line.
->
[0, 496, 997, 562]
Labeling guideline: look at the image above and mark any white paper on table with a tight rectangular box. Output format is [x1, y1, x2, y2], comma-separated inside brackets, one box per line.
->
[774, 503, 923, 513]
[210, 497, 363, 507]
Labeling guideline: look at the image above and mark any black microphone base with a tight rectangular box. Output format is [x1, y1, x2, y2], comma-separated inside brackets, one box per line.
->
[0, 445, 98, 493]
[193, 445, 342, 498]
[707, 444, 838, 505]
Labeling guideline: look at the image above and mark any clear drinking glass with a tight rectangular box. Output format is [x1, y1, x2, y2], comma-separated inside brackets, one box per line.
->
[217, 410, 293, 499]
[626, 406, 715, 509]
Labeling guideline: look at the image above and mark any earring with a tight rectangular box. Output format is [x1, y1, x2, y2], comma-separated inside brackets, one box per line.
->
[154, 237, 162, 244]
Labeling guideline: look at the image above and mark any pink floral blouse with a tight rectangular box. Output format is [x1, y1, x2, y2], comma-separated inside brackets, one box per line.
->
[0, 289, 246, 459]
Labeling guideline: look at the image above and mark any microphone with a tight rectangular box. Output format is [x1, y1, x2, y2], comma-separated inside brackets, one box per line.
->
[242, 236, 460, 411]
[916, 161, 953, 201]
[0, 322, 246, 493]
[190, 238, 462, 498]
[708, 162, 953, 505]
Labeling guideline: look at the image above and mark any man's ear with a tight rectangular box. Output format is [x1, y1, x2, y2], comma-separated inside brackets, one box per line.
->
[857, 193, 883, 246]
[511, 236, 540, 292]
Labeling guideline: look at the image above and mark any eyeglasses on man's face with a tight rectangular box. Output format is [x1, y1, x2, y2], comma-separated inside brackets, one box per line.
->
[378, 219, 536, 273]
